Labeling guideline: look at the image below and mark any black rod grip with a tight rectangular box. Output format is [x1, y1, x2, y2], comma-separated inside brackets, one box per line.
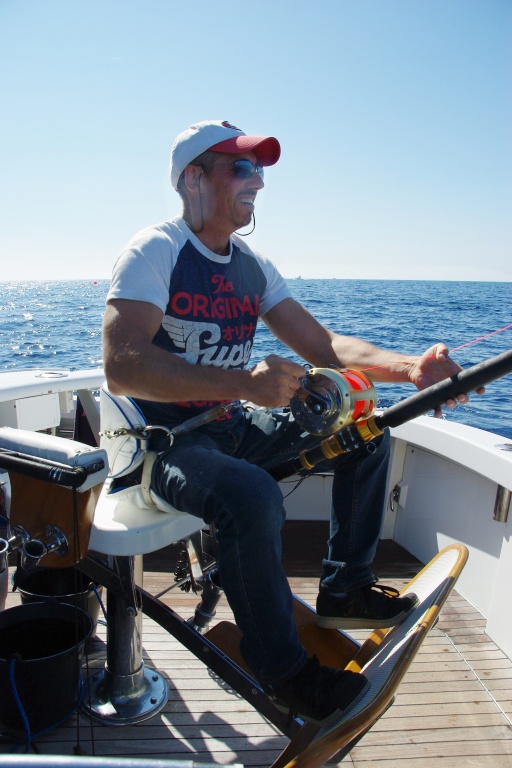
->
[0, 449, 88, 488]
[374, 348, 512, 431]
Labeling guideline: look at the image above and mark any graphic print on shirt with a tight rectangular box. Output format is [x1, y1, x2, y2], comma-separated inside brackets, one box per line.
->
[161, 314, 255, 368]
[154, 240, 265, 372]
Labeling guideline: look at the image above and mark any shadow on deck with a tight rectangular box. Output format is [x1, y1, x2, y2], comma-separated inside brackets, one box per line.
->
[1, 522, 511, 767]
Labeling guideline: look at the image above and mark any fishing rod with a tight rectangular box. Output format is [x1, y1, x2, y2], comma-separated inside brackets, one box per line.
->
[269, 348, 512, 482]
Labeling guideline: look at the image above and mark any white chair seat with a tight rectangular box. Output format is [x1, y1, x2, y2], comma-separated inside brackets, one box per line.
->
[89, 482, 204, 556]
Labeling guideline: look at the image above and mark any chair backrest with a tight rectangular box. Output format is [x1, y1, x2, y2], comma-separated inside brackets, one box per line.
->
[99, 384, 147, 479]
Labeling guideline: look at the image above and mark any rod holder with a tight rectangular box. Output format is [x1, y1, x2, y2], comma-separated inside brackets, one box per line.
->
[20, 525, 69, 571]
[5, 525, 30, 553]
[493, 486, 511, 523]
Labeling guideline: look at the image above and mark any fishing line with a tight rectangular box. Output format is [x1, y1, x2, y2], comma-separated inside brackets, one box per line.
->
[448, 323, 512, 353]
[353, 323, 512, 376]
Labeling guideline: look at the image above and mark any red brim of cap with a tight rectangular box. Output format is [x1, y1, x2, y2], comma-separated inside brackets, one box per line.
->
[209, 135, 281, 166]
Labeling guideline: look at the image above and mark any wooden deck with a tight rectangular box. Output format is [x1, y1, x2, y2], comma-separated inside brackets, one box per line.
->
[2, 521, 512, 766]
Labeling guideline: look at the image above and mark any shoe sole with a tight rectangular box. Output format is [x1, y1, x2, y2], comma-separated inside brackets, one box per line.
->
[270, 676, 370, 728]
[316, 597, 420, 630]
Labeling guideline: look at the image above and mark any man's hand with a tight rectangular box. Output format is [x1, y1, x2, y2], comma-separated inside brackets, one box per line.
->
[407, 343, 485, 418]
[246, 355, 304, 408]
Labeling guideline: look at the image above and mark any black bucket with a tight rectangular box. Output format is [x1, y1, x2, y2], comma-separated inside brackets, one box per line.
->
[12, 566, 102, 638]
[0, 601, 92, 733]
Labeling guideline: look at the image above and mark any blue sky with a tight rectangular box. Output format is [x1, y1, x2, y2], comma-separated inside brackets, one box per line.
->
[1, 0, 511, 281]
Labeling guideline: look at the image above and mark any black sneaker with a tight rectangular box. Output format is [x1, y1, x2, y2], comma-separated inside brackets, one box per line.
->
[267, 655, 369, 727]
[316, 584, 419, 629]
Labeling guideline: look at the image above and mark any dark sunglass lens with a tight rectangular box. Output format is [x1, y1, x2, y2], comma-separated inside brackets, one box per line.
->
[232, 160, 254, 178]
[232, 160, 264, 180]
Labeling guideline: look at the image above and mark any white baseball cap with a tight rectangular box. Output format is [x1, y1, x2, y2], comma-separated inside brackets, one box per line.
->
[170, 119, 281, 189]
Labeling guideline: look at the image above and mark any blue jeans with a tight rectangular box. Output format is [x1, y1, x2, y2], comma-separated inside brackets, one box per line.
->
[152, 408, 390, 684]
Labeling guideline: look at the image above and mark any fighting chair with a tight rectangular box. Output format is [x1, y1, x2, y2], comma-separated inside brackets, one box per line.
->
[0, 392, 468, 767]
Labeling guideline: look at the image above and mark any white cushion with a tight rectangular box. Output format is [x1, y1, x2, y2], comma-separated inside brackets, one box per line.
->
[0, 427, 108, 492]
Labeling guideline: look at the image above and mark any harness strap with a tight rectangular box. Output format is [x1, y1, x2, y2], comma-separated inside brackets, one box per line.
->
[101, 401, 239, 442]
[169, 401, 239, 437]
[138, 402, 240, 509]
[140, 450, 159, 509]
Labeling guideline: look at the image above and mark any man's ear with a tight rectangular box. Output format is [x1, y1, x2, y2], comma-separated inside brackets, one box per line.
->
[183, 164, 204, 192]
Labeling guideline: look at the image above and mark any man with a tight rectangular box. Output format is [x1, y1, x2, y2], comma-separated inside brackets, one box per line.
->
[103, 119, 472, 726]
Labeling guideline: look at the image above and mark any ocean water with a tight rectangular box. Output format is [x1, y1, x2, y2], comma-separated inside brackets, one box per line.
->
[0, 279, 511, 438]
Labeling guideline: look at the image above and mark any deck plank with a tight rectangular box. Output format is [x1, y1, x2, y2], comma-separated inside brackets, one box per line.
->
[1, 522, 511, 766]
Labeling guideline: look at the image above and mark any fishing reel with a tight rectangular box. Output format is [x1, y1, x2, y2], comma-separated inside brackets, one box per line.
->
[291, 366, 377, 437]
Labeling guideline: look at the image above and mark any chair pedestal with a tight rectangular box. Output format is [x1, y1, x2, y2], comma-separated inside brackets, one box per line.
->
[83, 554, 168, 725]
[82, 480, 210, 726]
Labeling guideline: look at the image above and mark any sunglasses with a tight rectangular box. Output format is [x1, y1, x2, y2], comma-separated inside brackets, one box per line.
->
[222, 159, 264, 180]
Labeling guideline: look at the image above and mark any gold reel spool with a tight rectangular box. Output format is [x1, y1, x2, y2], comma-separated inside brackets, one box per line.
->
[291, 367, 377, 436]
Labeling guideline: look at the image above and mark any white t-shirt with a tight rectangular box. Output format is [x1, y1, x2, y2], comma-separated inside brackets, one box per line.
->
[107, 216, 292, 429]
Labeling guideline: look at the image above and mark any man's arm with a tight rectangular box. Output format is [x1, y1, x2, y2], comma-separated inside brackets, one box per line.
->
[263, 298, 479, 413]
[102, 299, 305, 407]
[263, 298, 433, 381]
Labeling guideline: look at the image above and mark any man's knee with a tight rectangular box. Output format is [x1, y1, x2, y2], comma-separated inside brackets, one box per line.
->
[214, 465, 285, 532]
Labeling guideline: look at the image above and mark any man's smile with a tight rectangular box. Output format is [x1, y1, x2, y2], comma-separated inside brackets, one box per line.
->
[239, 195, 256, 207]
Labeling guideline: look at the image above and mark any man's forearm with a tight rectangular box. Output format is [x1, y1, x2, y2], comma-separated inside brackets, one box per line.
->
[103, 341, 251, 403]
[328, 335, 417, 383]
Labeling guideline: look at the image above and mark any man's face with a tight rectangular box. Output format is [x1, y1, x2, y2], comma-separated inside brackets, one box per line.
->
[201, 151, 265, 233]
